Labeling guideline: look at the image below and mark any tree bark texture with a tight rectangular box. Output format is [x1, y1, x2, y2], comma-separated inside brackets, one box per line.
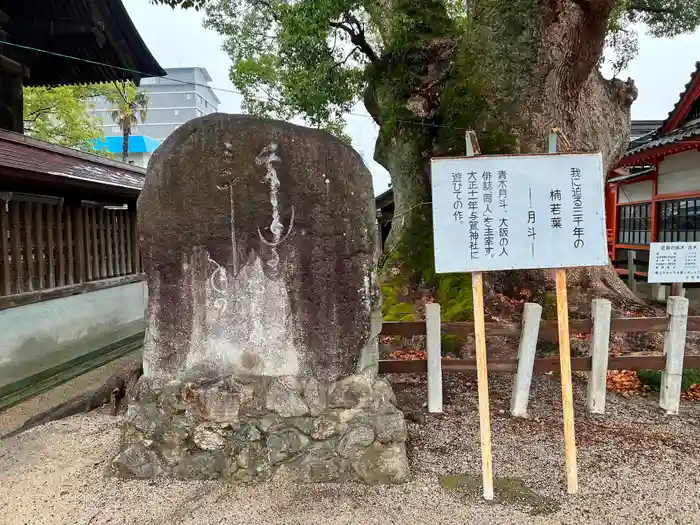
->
[367, 0, 641, 308]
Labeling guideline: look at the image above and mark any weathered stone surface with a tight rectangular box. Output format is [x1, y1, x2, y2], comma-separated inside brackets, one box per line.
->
[193, 425, 226, 451]
[372, 378, 397, 408]
[303, 378, 327, 416]
[139, 114, 379, 382]
[239, 382, 267, 415]
[115, 373, 409, 484]
[373, 410, 406, 444]
[328, 375, 373, 409]
[266, 376, 308, 417]
[174, 451, 229, 479]
[125, 404, 159, 437]
[310, 414, 344, 440]
[352, 443, 410, 484]
[267, 428, 310, 464]
[288, 416, 314, 435]
[183, 382, 241, 423]
[112, 443, 163, 479]
[279, 442, 343, 483]
[337, 425, 374, 458]
[257, 413, 283, 433]
[234, 422, 262, 443]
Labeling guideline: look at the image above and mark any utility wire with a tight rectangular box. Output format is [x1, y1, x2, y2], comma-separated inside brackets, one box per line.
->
[1, 38, 502, 134]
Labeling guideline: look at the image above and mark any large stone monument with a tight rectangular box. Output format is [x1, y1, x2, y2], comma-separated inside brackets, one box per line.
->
[112, 114, 409, 483]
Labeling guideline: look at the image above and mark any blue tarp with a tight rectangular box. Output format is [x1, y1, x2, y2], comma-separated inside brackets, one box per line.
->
[93, 135, 161, 154]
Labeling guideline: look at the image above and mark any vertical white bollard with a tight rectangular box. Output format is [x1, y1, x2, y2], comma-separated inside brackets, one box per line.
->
[425, 302, 443, 413]
[627, 250, 637, 295]
[651, 283, 667, 302]
[586, 298, 612, 414]
[510, 302, 542, 417]
[660, 296, 689, 415]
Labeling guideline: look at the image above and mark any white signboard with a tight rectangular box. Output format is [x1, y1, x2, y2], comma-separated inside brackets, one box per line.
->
[648, 242, 700, 283]
[431, 154, 607, 273]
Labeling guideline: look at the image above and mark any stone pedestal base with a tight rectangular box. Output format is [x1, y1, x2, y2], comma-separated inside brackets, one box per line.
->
[112, 374, 410, 484]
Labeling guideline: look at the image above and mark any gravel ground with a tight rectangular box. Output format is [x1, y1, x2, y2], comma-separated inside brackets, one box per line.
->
[2, 372, 700, 525]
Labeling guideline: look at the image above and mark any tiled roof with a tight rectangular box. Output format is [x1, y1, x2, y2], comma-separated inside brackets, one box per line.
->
[656, 61, 700, 136]
[0, 130, 145, 191]
[622, 123, 700, 158]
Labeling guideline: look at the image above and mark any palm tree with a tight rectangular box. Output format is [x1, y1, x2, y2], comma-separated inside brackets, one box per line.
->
[108, 81, 149, 162]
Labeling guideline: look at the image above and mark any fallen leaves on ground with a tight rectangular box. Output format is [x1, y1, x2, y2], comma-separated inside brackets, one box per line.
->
[389, 350, 427, 360]
[606, 370, 647, 395]
[681, 384, 700, 400]
[607, 370, 700, 400]
[388, 350, 456, 360]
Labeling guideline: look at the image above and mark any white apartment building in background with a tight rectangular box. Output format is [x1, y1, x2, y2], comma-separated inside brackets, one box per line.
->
[91, 67, 220, 142]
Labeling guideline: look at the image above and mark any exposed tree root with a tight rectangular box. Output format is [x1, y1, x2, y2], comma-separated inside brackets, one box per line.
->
[2, 359, 143, 440]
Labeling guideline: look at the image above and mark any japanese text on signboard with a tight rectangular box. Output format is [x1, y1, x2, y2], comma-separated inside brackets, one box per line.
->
[431, 154, 607, 273]
[648, 242, 700, 283]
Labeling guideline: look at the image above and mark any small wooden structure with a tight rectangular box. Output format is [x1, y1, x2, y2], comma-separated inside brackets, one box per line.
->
[0, 130, 144, 306]
[0, 131, 148, 398]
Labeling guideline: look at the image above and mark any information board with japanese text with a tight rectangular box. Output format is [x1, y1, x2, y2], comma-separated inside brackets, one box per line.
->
[648, 242, 700, 283]
[431, 153, 607, 273]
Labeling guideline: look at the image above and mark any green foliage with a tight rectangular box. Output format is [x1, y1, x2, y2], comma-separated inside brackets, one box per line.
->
[23, 85, 107, 152]
[201, 0, 368, 139]
[637, 368, 700, 391]
[380, 280, 415, 321]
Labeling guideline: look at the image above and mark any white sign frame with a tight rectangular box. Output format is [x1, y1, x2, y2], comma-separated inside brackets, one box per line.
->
[648, 242, 700, 283]
[431, 153, 607, 274]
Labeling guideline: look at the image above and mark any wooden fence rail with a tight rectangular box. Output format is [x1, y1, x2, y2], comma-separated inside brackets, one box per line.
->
[381, 317, 700, 339]
[0, 198, 141, 300]
[379, 298, 696, 417]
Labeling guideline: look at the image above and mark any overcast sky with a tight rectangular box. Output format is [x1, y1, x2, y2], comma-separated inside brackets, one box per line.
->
[124, 0, 700, 194]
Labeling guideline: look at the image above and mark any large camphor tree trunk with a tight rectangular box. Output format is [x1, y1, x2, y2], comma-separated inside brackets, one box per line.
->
[366, 0, 641, 314]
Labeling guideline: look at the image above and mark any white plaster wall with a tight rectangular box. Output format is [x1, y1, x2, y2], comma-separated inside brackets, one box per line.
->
[658, 150, 700, 195]
[618, 180, 653, 203]
[0, 281, 147, 389]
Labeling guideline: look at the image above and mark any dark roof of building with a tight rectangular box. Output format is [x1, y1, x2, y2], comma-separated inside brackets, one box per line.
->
[656, 61, 700, 136]
[618, 63, 700, 163]
[623, 122, 700, 158]
[630, 120, 662, 138]
[0, 130, 145, 198]
[1, 0, 166, 86]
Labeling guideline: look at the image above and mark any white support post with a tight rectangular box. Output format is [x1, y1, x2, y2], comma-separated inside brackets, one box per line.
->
[425, 302, 443, 413]
[651, 283, 667, 302]
[627, 250, 637, 295]
[510, 302, 542, 417]
[586, 298, 612, 414]
[660, 296, 689, 415]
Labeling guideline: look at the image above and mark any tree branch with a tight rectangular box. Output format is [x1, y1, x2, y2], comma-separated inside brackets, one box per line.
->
[329, 21, 378, 63]
[24, 106, 54, 120]
[627, 2, 674, 14]
[331, 46, 360, 70]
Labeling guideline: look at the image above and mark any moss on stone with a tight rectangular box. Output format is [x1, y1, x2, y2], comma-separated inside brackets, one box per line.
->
[380, 209, 474, 326]
[441, 473, 561, 516]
